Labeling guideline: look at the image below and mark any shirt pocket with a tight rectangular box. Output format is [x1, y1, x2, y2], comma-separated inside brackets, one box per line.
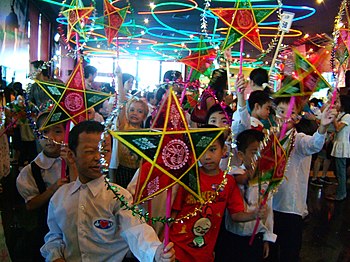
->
[90, 217, 116, 243]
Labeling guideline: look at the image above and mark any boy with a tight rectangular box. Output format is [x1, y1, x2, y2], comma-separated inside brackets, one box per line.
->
[248, 90, 272, 131]
[169, 128, 265, 262]
[40, 121, 175, 262]
[16, 112, 69, 261]
[271, 96, 337, 262]
[216, 129, 276, 262]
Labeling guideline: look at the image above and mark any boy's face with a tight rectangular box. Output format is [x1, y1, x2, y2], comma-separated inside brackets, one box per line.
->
[255, 101, 271, 120]
[73, 132, 111, 184]
[199, 140, 226, 175]
[276, 102, 299, 130]
[40, 124, 65, 157]
[208, 111, 229, 128]
[128, 101, 146, 126]
[238, 141, 260, 171]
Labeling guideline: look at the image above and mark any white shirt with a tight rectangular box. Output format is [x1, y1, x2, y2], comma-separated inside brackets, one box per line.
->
[226, 166, 277, 243]
[16, 152, 62, 202]
[273, 131, 325, 216]
[41, 176, 161, 262]
[231, 105, 251, 140]
[331, 113, 350, 158]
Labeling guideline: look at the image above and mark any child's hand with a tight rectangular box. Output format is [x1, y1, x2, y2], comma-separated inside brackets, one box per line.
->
[255, 204, 267, 220]
[155, 242, 176, 262]
[319, 105, 337, 134]
[53, 178, 69, 192]
[235, 74, 247, 107]
[115, 64, 122, 77]
[60, 144, 74, 164]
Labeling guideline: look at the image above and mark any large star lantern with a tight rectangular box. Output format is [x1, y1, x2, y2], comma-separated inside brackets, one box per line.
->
[211, 0, 277, 51]
[179, 40, 216, 75]
[274, 48, 331, 98]
[103, 0, 129, 45]
[110, 88, 224, 205]
[34, 61, 112, 129]
[61, 0, 94, 41]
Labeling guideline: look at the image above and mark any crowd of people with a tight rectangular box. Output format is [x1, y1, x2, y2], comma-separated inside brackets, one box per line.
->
[0, 61, 349, 262]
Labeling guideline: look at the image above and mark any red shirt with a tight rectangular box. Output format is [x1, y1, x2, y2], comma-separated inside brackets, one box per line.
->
[169, 170, 244, 262]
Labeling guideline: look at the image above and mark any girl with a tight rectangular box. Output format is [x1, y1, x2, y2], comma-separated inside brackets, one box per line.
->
[329, 95, 350, 201]
[109, 66, 148, 188]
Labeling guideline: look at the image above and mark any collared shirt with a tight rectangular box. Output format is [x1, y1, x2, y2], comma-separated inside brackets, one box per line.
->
[273, 131, 325, 216]
[16, 151, 62, 202]
[41, 176, 161, 262]
[226, 165, 277, 243]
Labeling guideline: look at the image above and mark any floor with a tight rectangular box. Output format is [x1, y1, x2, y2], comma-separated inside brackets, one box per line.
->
[1, 164, 350, 261]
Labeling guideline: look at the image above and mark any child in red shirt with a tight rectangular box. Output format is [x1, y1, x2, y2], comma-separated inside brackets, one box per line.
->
[169, 130, 265, 262]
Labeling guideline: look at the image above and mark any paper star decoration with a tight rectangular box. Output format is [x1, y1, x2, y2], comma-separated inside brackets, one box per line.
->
[274, 48, 331, 98]
[61, 0, 94, 41]
[179, 39, 216, 74]
[34, 60, 112, 129]
[211, 0, 277, 51]
[103, 0, 129, 45]
[109, 88, 224, 205]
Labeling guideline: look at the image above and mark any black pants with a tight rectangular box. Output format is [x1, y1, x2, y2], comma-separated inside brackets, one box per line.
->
[215, 221, 265, 262]
[269, 211, 303, 262]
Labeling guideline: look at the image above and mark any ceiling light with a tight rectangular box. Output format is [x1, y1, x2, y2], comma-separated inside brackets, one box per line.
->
[144, 18, 149, 24]
[149, 2, 156, 9]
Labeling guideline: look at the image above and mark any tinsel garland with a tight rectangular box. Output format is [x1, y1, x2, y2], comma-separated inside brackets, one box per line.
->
[330, 0, 347, 83]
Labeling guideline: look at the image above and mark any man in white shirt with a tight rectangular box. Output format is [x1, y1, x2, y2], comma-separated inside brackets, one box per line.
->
[41, 121, 175, 262]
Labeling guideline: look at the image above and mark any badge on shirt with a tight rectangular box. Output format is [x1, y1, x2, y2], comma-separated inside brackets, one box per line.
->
[94, 219, 113, 230]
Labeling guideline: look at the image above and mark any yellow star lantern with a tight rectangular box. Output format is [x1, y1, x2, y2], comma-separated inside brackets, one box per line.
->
[211, 0, 277, 51]
[61, 0, 94, 41]
[103, 0, 129, 45]
[34, 60, 112, 129]
[109, 88, 225, 205]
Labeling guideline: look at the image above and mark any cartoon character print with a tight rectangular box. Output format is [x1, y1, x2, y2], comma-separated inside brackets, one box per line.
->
[189, 206, 213, 248]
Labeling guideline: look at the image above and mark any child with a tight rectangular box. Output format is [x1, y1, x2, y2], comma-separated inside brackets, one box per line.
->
[329, 95, 350, 201]
[41, 121, 175, 262]
[16, 112, 70, 261]
[216, 129, 276, 262]
[169, 128, 265, 262]
[271, 96, 337, 262]
[248, 90, 272, 131]
[109, 66, 149, 188]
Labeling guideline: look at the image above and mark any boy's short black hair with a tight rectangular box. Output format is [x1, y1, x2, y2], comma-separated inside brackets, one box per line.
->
[249, 68, 268, 86]
[31, 60, 49, 77]
[84, 65, 97, 79]
[248, 90, 272, 112]
[236, 129, 264, 153]
[163, 70, 182, 82]
[69, 121, 104, 153]
[273, 96, 291, 107]
[205, 103, 233, 124]
[200, 124, 226, 148]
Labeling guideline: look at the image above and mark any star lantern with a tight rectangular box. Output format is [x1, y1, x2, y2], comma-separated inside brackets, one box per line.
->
[61, 0, 94, 41]
[109, 88, 225, 205]
[34, 60, 112, 129]
[211, 0, 277, 51]
[103, 0, 129, 45]
[274, 48, 331, 98]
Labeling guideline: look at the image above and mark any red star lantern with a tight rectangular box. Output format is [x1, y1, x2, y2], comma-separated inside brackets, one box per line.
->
[211, 0, 277, 51]
[179, 39, 216, 73]
[110, 88, 224, 204]
[34, 60, 112, 129]
[61, 0, 94, 41]
[103, 0, 129, 45]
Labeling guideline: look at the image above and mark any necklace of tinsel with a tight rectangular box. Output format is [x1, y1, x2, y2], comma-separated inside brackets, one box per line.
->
[99, 94, 233, 225]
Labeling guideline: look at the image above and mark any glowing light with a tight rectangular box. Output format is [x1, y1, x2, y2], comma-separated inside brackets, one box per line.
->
[138, 39, 142, 43]
[141, 30, 145, 35]
[304, 33, 309, 38]
[316, 0, 324, 4]
[149, 2, 156, 9]
[144, 18, 149, 24]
